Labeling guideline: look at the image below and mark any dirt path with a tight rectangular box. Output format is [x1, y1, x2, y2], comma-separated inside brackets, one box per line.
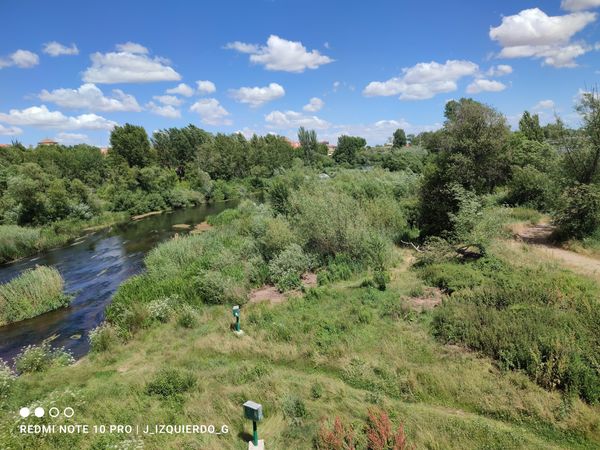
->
[513, 223, 600, 279]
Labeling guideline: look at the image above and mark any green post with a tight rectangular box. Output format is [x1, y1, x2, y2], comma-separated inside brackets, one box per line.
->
[253, 420, 258, 446]
[243, 400, 263, 447]
[232, 305, 241, 332]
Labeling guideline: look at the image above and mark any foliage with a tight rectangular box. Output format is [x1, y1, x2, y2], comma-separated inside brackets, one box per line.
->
[393, 128, 407, 148]
[0, 265, 68, 326]
[146, 368, 196, 398]
[177, 304, 199, 328]
[14, 343, 74, 374]
[505, 165, 554, 210]
[333, 135, 366, 164]
[0, 359, 15, 400]
[268, 243, 312, 291]
[89, 323, 120, 353]
[110, 123, 153, 168]
[553, 183, 600, 239]
[519, 111, 544, 142]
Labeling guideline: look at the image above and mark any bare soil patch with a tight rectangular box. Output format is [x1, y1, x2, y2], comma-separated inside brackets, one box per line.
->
[403, 287, 443, 311]
[248, 272, 318, 305]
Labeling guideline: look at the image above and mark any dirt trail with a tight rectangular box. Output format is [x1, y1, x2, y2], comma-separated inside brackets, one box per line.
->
[513, 223, 600, 279]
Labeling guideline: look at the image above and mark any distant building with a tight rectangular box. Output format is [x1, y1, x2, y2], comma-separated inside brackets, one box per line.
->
[38, 138, 58, 146]
[0, 144, 10, 148]
[285, 138, 301, 149]
[99, 147, 109, 155]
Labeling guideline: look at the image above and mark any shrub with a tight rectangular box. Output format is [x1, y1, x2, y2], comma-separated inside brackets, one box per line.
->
[310, 382, 323, 399]
[505, 165, 553, 210]
[0, 359, 15, 400]
[0, 265, 68, 326]
[177, 305, 198, 328]
[268, 244, 311, 292]
[282, 394, 307, 420]
[553, 183, 600, 239]
[147, 297, 175, 323]
[89, 323, 120, 353]
[146, 368, 196, 398]
[194, 270, 245, 304]
[14, 343, 74, 374]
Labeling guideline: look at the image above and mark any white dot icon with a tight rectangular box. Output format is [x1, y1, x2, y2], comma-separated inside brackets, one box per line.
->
[19, 407, 30, 418]
[34, 407, 45, 417]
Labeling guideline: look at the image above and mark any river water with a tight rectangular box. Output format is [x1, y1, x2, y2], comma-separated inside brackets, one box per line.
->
[0, 202, 235, 363]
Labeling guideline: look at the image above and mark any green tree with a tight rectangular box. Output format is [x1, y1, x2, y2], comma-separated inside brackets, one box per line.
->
[519, 111, 544, 142]
[298, 127, 318, 164]
[152, 124, 212, 168]
[110, 124, 152, 168]
[333, 135, 366, 164]
[392, 128, 407, 148]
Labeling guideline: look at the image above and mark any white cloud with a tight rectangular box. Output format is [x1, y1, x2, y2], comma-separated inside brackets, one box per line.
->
[303, 97, 324, 112]
[146, 102, 181, 118]
[533, 99, 555, 110]
[39, 83, 141, 112]
[562, 0, 600, 11]
[55, 132, 88, 143]
[265, 110, 330, 129]
[115, 42, 149, 54]
[189, 98, 231, 125]
[166, 83, 194, 97]
[196, 80, 216, 94]
[42, 42, 79, 56]
[230, 83, 285, 107]
[0, 50, 39, 69]
[466, 79, 507, 94]
[486, 64, 513, 76]
[0, 124, 22, 136]
[333, 81, 341, 92]
[319, 119, 441, 146]
[364, 60, 479, 100]
[225, 35, 333, 72]
[82, 43, 180, 83]
[489, 8, 597, 67]
[153, 95, 184, 106]
[224, 41, 259, 54]
[0, 105, 116, 130]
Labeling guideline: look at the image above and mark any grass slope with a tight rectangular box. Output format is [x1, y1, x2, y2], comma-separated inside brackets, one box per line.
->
[1, 249, 598, 449]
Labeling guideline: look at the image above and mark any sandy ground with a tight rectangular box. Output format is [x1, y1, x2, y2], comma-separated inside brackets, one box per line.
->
[248, 272, 318, 304]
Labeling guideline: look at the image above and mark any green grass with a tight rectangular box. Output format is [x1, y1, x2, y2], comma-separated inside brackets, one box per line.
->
[0, 266, 68, 326]
[1, 265, 598, 448]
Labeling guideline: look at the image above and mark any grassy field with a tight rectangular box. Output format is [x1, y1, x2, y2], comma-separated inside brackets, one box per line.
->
[0, 266, 68, 326]
[0, 246, 598, 449]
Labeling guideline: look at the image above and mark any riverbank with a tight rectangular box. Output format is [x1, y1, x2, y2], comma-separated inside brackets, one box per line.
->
[0, 211, 129, 266]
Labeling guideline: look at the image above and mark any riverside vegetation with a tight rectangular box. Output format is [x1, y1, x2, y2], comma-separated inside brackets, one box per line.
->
[1, 91, 600, 448]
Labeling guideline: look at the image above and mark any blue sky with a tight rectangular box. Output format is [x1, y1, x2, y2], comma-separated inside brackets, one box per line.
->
[1, 0, 599, 146]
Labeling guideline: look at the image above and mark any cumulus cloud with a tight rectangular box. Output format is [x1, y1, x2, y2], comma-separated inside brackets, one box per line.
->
[39, 83, 141, 112]
[0, 124, 22, 136]
[265, 110, 330, 129]
[115, 42, 149, 54]
[0, 105, 116, 130]
[152, 95, 184, 106]
[562, 0, 600, 11]
[303, 97, 324, 112]
[146, 102, 181, 118]
[486, 64, 513, 76]
[189, 98, 231, 125]
[43, 42, 79, 56]
[466, 79, 507, 94]
[489, 8, 597, 67]
[55, 132, 88, 143]
[0, 50, 39, 69]
[534, 99, 556, 109]
[230, 83, 285, 107]
[363, 60, 479, 100]
[82, 43, 180, 83]
[196, 80, 216, 94]
[166, 83, 194, 97]
[225, 35, 333, 72]
[319, 119, 441, 146]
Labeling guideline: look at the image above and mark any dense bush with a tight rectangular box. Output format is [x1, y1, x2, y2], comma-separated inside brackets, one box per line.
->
[553, 184, 600, 239]
[505, 165, 553, 210]
[89, 323, 120, 353]
[0, 359, 15, 400]
[268, 244, 312, 291]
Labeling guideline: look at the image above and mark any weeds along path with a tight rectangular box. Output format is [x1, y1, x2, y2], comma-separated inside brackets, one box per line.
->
[512, 223, 600, 280]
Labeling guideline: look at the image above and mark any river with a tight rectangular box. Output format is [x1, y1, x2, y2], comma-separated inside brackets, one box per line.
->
[0, 202, 235, 363]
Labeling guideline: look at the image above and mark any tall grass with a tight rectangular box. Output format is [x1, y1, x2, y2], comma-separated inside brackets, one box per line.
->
[0, 266, 68, 326]
[0, 225, 44, 263]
